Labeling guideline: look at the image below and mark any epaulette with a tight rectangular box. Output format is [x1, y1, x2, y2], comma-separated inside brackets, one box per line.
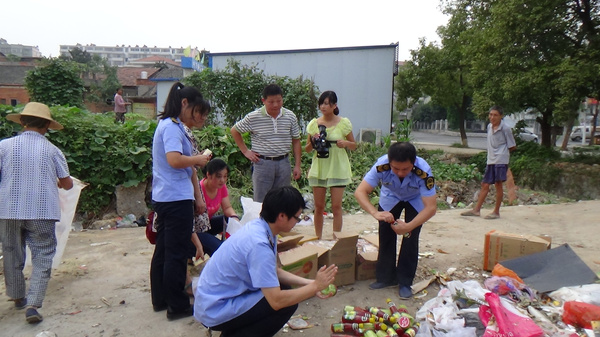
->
[170, 117, 180, 124]
[376, 163, 391, 172]
[413, 166, 435, 190]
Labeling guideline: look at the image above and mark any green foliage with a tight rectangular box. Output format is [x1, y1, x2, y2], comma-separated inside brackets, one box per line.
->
[429, 160, 482, 182]
[25, 58, 85, 107]
[2, 106, 157, 215]
[395, 119, 413, 142]
[184, 59, 319, 127]
[0, 105, 21, 138]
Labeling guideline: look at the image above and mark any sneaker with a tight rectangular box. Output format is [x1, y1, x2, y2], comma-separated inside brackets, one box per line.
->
[166, 306, 193, 321]
[25, 307, 43, 324]
[368, 281, 398, 290]
[13, 298, 27, 310]
[398, 286, 413, 299]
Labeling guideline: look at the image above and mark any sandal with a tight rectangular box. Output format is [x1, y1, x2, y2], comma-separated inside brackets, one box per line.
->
[484, 213, 500, 220]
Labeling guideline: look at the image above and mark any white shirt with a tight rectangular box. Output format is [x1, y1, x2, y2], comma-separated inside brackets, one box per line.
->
[0, 131, 70, 220]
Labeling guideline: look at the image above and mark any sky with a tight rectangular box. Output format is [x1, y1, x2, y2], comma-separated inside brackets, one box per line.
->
[2, 0, 448, 62]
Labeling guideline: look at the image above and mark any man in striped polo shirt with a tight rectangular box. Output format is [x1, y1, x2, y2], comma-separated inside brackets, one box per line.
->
[231, 84, 302, 202]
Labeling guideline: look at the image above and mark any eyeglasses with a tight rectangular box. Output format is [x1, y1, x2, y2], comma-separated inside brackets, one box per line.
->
[291, 214, 304, 222]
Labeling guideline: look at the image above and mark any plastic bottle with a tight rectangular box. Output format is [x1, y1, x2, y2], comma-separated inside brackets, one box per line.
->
[361, 322, 388, 331]
[386, 298, 401, 315]
[402, 327, 417, 337]
[363, 331, 378, 337]
[395, 313, 413, 330]
[375, 330, 388, 337]
[344, 305, 370, 315]
[331, 323, 361, 333]
[387, 327, 399, 336]
[392, 323, 405, 335]
[342, 313, 375, 323]
[368, 306, 396, 323]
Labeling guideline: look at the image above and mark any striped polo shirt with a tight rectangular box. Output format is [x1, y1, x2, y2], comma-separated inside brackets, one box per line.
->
[233, 106, 301, 157]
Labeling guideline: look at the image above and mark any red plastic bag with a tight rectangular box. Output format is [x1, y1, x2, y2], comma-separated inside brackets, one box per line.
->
[145, 211, 157, 244]
[479, 292, 544, 337]
[562, 301, 600, 329]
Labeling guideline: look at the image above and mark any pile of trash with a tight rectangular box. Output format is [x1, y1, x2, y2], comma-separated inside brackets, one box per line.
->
[413, 263, 600, 337]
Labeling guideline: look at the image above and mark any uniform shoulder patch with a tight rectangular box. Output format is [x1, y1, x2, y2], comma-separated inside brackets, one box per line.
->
[425, 176, 435, 190]
[413, 165, 435, 190]
[376, 163, 391, 172]
[412, 166, 428, 179]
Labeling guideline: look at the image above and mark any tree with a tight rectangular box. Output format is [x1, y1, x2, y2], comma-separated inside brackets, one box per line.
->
[184, 59, 319, 126]
[456, 0, 600, 147]
[395, 5, 475, 146]
[25, 58, 85, 107]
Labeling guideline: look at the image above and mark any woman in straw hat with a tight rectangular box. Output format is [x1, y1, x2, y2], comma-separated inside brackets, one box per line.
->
[0, 102, 73, 324]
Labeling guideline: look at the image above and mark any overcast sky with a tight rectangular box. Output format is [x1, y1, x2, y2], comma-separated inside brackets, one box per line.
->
[2, 0, 448, 61]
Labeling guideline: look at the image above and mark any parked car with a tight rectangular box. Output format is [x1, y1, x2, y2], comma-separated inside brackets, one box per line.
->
[570, 126, 597, 141]
[518, 129, 539, 143]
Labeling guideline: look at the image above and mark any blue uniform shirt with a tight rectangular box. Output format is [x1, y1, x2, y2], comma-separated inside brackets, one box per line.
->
[363, 155, 436, 212]
[151, 117, 194, 202]
[194, 218, 280, 327]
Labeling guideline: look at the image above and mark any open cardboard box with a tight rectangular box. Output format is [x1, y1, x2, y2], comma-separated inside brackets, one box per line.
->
[483, 230, 551, 271]
[278, 245, 318, 280]
[303, 231, 359, 286]
[356, 251, 378, 281]
[277, 234, 304, 252]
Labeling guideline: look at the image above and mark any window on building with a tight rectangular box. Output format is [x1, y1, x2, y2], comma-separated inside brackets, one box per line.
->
[11, 99, 18, 106]
[0, 99, 6, 105]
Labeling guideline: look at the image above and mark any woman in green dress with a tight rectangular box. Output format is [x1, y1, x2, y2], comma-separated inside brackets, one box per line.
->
[304, 91, 356, 239]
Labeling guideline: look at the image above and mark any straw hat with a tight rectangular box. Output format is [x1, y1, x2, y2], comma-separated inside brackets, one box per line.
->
[6, 102, 63, 130]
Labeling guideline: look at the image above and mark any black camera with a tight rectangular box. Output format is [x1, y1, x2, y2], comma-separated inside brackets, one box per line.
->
[312, 124, 330, 158]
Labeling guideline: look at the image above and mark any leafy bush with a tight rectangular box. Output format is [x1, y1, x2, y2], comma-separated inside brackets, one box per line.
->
[1, 105, 155, 215]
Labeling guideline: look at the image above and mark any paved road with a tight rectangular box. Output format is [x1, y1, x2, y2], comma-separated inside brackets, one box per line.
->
[411, 130, 584, 149]
[411, 130, 487, 149]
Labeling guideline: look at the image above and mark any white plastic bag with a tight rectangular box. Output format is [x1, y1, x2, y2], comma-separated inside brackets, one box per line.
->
[239, 196, 262, 225]
[226, 217, 243, 237]
[26, 177, 86, 268]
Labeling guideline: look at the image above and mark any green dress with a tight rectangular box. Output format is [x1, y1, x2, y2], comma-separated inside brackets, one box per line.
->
[307, 117, 353, 187]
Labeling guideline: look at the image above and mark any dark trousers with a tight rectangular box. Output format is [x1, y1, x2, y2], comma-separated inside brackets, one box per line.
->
[192, 215, 225, 257]
[376, 201, 422, 287]
[150, 200, 193, 312]
[211, 289, 297, 337]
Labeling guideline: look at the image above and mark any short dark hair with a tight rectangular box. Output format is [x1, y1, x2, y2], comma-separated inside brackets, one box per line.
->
[489, 105, 504, 115]
[388, 142, 417, 164]
[260, 186, 305, 223]
[318, 91, 340, 115]
[262, 84, 283, 99]
[202, 158, 229, 176]
[20, 115, 50, 129]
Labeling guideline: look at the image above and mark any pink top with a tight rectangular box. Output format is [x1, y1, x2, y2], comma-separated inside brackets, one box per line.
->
[114, 93, 127, 113]
[200, 178, 229, 218]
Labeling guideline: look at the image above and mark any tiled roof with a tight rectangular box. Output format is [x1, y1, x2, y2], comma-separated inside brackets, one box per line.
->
[117, 67, 159, 87]
[149, 67, 186, 80]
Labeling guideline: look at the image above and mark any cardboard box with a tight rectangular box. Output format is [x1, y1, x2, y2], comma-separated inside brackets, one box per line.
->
[483, 230, 551, 271]
[277, 234, 304, 252]
[304, 231, 358, 286]
[278, 245, 318, 280]
[356, 251, 378, 281]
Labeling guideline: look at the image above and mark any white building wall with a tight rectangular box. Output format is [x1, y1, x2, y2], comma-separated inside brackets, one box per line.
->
[209, 45, 397, 139]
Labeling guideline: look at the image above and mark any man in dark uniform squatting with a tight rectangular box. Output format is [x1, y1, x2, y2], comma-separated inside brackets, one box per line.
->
[354, 142, 437, 299]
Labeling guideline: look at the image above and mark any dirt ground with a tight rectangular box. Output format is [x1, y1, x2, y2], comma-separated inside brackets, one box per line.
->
[1, 200, 599, 337]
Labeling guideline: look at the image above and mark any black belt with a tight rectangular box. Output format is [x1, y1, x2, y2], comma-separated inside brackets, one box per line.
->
[258, 154, 289, 161]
